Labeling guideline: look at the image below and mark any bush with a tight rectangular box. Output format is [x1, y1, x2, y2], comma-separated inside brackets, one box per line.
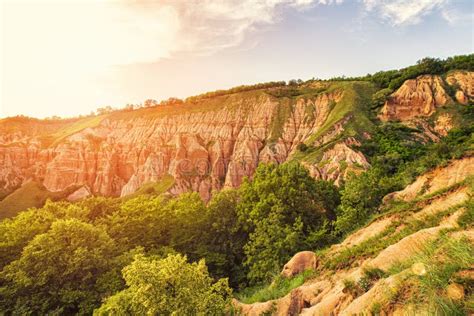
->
[238, 163, 339, 283]
[0, 219, 116, 314]
[297, 142, 309, 152]
[94, 254, 232, 315]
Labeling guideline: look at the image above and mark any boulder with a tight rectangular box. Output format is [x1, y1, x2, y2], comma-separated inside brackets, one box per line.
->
[281, 251, 318, 278]
[67, 186, 92, 202]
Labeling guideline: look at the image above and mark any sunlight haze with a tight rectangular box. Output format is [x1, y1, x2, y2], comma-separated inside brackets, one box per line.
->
[1, 0, 473, 118]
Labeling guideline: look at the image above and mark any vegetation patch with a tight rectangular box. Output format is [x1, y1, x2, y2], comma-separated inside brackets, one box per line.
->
[268, 98, 293, 143]
[0, 182, 78, 220]
[48, 115, 107, 147]
[121, 175, 175, 201]
[235, 270, 315, 304]
[324, 202, 465, 270]
[388, 234, 473, 315]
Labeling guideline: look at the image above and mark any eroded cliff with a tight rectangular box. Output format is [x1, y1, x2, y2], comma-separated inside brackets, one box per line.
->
[0, 87, 348, 200]
[0, 71, 471, 202]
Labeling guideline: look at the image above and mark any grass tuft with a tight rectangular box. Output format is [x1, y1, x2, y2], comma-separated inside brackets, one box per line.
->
[235, 270, 315, 304]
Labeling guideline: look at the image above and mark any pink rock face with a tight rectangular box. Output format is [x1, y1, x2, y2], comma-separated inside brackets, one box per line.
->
[446, 71, 474, 104]
[67, 186, 92, 202]
[379, 75, 451, 121]
[379, 72, 474, 122]
[0, 90, 359, 200]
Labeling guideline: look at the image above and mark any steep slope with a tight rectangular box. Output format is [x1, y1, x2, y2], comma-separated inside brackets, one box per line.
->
[0, 86, 345, 200]
[233, 156, 473, 315]
[0, 71, 472, 215]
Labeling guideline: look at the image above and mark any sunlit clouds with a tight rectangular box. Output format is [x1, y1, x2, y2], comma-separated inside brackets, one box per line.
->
[1, 0, 471, 118]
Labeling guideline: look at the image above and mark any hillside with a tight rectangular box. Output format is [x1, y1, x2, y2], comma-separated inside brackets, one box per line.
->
[0, 56, 473, 315]
[234, 157, 473, 315]
[0, 57, 473, 218]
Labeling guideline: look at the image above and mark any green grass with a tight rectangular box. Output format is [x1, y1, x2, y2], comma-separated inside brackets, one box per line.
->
[0, 182, 77, 220]
[268, 98, 293, 143]
[121, 175, 175, 201]
[387, 234, 473, 315]
[235, 270, 315, 304]
[306, 81, 375, 146]
[457, 200, 474, 228]
[48, 115, 107, 147]
[109, 90, 267, 122]
[323, 201, 465, 270]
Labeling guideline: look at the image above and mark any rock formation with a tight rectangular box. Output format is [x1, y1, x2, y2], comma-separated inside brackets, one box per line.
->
[281, 251, 318, 278]
[1, 72, 471, 201]
[446, 70, 474, 104]
[379, 75, 451, 121]
[0, 89, 350, 200]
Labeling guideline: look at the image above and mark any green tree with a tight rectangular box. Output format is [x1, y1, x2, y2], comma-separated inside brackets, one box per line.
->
[238, 163, 337, 283]
[164, 193, 208, 254]
[94, 254, 232, 315]
[335, 168, 398, 235]
[199, 189, 248, 287]
[0, 200, 90, 269]
[103, 195, 171, 251]
[0, 219, 115, 314]
[371, 88, 393, 108]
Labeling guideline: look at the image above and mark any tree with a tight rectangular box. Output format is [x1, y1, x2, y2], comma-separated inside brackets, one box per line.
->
[335, 168, 397, 235]
[0, 219, 115, 314]
[94, 254, 232, 315]
[237, 163, 337, 283]
[371, 88, 393, 108]
[199, 189, 248, 287]
[143, 99, 158, 107]
[96, 106, 113, 115]
[103, 196, 171, 252]
[0, 200, 91, 269]
[0, 208, 56, 269]
[124, 104, 135, 111]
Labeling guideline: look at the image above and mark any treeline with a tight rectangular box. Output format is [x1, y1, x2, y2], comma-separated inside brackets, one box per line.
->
[185, 81, 288, 103]
[16, 54, 472, 122]
[328, 54, 474, 90]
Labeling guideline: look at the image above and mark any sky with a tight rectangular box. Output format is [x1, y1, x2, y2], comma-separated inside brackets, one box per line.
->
[0, 0, 473, 119]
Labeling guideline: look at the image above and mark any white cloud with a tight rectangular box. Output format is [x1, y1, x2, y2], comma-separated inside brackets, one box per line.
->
[1, 0, 462, 118]
[360, 0, 451, 26]
[441, 7, 474, 25]
[138, 0, 328, 56]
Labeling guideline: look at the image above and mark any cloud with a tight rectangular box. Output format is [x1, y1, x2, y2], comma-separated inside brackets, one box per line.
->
[2, 0, 453, 75]
[360, 0, 451, 26]
[2, 0, 337, 117]
[440, 7, 474, 25]
[130, 0, 338, 57]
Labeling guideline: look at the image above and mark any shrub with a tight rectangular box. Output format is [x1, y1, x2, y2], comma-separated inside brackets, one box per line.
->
[95, 254, 232, 315]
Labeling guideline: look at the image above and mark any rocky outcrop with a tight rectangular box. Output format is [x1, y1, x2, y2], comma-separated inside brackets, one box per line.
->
[281, 251, 318, 278]
[379, 75, 451, 121]
[390, 156, 474, 201]
[379, 71, 474, 122]
[433, 113, 454, 136]
[446, 71, 474, 104]
[0, 90, 351, 200]
[66, 186, 92, 202]
[303, 140, 370, 186]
